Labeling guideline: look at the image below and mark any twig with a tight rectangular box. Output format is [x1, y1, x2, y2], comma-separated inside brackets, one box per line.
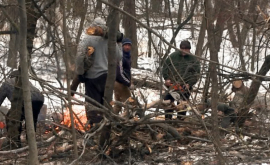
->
[0, 130, 66, 155]
[68, 119, 107, 165]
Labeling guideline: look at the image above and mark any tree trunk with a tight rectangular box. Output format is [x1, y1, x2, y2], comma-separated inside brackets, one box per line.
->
[101, 0, 121, 150]
[251, 26, 256, 72]
[145, 0, 152, 58]
[227, 18, 238, 48]
[72, 0, 84, 17]
[18, 0, 39, 164]
[195, 15, 206, 57]
[151, 0, 163, 13]
[7, 26, 18, 69]
[123, 0, 138, 68]
[104, 0, 120, 105]
[237, 55, 270, 126]
[96, 1, 102, 13]
[234, 0, 258, 72]
[61, 0, 78, 159]
[25, 0, 39, 58]
[205, 0, 226, 164]
[25, 0, 56, 58]
[177, 0, 184, 24]
[6, 75, 23, 150]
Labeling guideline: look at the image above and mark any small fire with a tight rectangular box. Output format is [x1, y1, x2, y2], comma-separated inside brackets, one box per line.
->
[44, 126, 60, 134]
[62, 105, 90, 132]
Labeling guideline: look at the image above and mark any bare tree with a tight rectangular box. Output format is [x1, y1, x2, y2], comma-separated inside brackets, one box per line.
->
[145, 0, 152, 58]
[100, 0, 122, 150]
[204, 0, 227, 164]
[60, 0, 78, 159]
[0, 0, 270, 164]
[151, 0, 163, 13]
[176, 0, 185, 25]
[123, 0, 139, 68]
[18, 0, 39, 164]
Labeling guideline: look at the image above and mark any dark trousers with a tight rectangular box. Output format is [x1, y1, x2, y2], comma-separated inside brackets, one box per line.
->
[164, 90, 191, 120]
[6, 100, 43, 146]
[84, 73, 107, 124]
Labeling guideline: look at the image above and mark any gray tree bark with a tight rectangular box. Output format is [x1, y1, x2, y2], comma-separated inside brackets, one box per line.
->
[123, 0, 138, 68]
[145, 0, 152, 58]
[205, 0, 226, 164]
[151, 0, 163, 13]
[100, 0, 121, 150]
[18, 0, 39, 164]
[7, 26, 19, 69]
[176, 0, 184, 25]
[195, 15, 206, 57]
[237, 55, 270, 127]
[61, 0, 78, 159]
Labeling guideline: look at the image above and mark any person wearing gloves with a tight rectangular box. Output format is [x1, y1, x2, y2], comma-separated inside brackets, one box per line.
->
[75, 17, 122, 125]
[162, 40, 201, 120]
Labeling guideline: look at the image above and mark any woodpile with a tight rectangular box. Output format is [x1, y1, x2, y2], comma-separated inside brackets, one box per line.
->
[0, 86, 268, 164]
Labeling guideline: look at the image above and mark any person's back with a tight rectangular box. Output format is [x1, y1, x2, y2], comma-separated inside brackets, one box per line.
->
[0, 72, 44, 148]
[0, 78, 44, 105]
[76, 18, 122, 80]
[75, 17, 122, 124]
[76, 35, 107, 78]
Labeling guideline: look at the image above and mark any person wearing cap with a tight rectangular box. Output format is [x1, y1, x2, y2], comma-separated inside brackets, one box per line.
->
[114, 38, 132, 114]
[162, 40, 201, 120]
[75, 17, 122, 125]
[0, 70, 44, 148]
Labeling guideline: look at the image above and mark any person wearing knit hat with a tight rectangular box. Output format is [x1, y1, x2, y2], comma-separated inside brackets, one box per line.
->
[91, 17, 107, 32]
[70, 18, 123, 97]
[114, 38, 133, 115]
[122, 38, 132, 46]
[162, 40, 201, 121]
[75, 17, 122, 125]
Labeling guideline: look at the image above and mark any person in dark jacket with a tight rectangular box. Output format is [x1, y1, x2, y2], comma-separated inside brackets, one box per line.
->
[0, 72, 44, 147]
[114, 38, 132, 114]
[162, 40, 201, 120]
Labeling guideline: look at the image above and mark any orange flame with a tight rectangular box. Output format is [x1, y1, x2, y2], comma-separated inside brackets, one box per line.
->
[62, 105, 90, 132]
[44, 126, 60, 134]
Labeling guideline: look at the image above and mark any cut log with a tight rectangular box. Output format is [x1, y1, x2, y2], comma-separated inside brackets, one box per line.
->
[132, 77, 162, 90]
[145, 99, 171, 109]
[237, 55, 270, 126]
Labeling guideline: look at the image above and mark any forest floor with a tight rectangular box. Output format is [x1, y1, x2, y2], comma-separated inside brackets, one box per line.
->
[0, 114, 270, 165]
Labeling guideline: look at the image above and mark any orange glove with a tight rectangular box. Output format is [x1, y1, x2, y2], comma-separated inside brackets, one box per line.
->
[0, 122, 5, 129]
[86, 26, 104, 36]
[87, 47, 95, 56]
[171, 84, 185, 92]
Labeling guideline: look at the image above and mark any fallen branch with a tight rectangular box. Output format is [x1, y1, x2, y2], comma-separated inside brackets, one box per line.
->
[0, 130, 66, 155]
[145, 99, 171, 109]
[68, 119, 107, 165]
[39, 144, 75, 162]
